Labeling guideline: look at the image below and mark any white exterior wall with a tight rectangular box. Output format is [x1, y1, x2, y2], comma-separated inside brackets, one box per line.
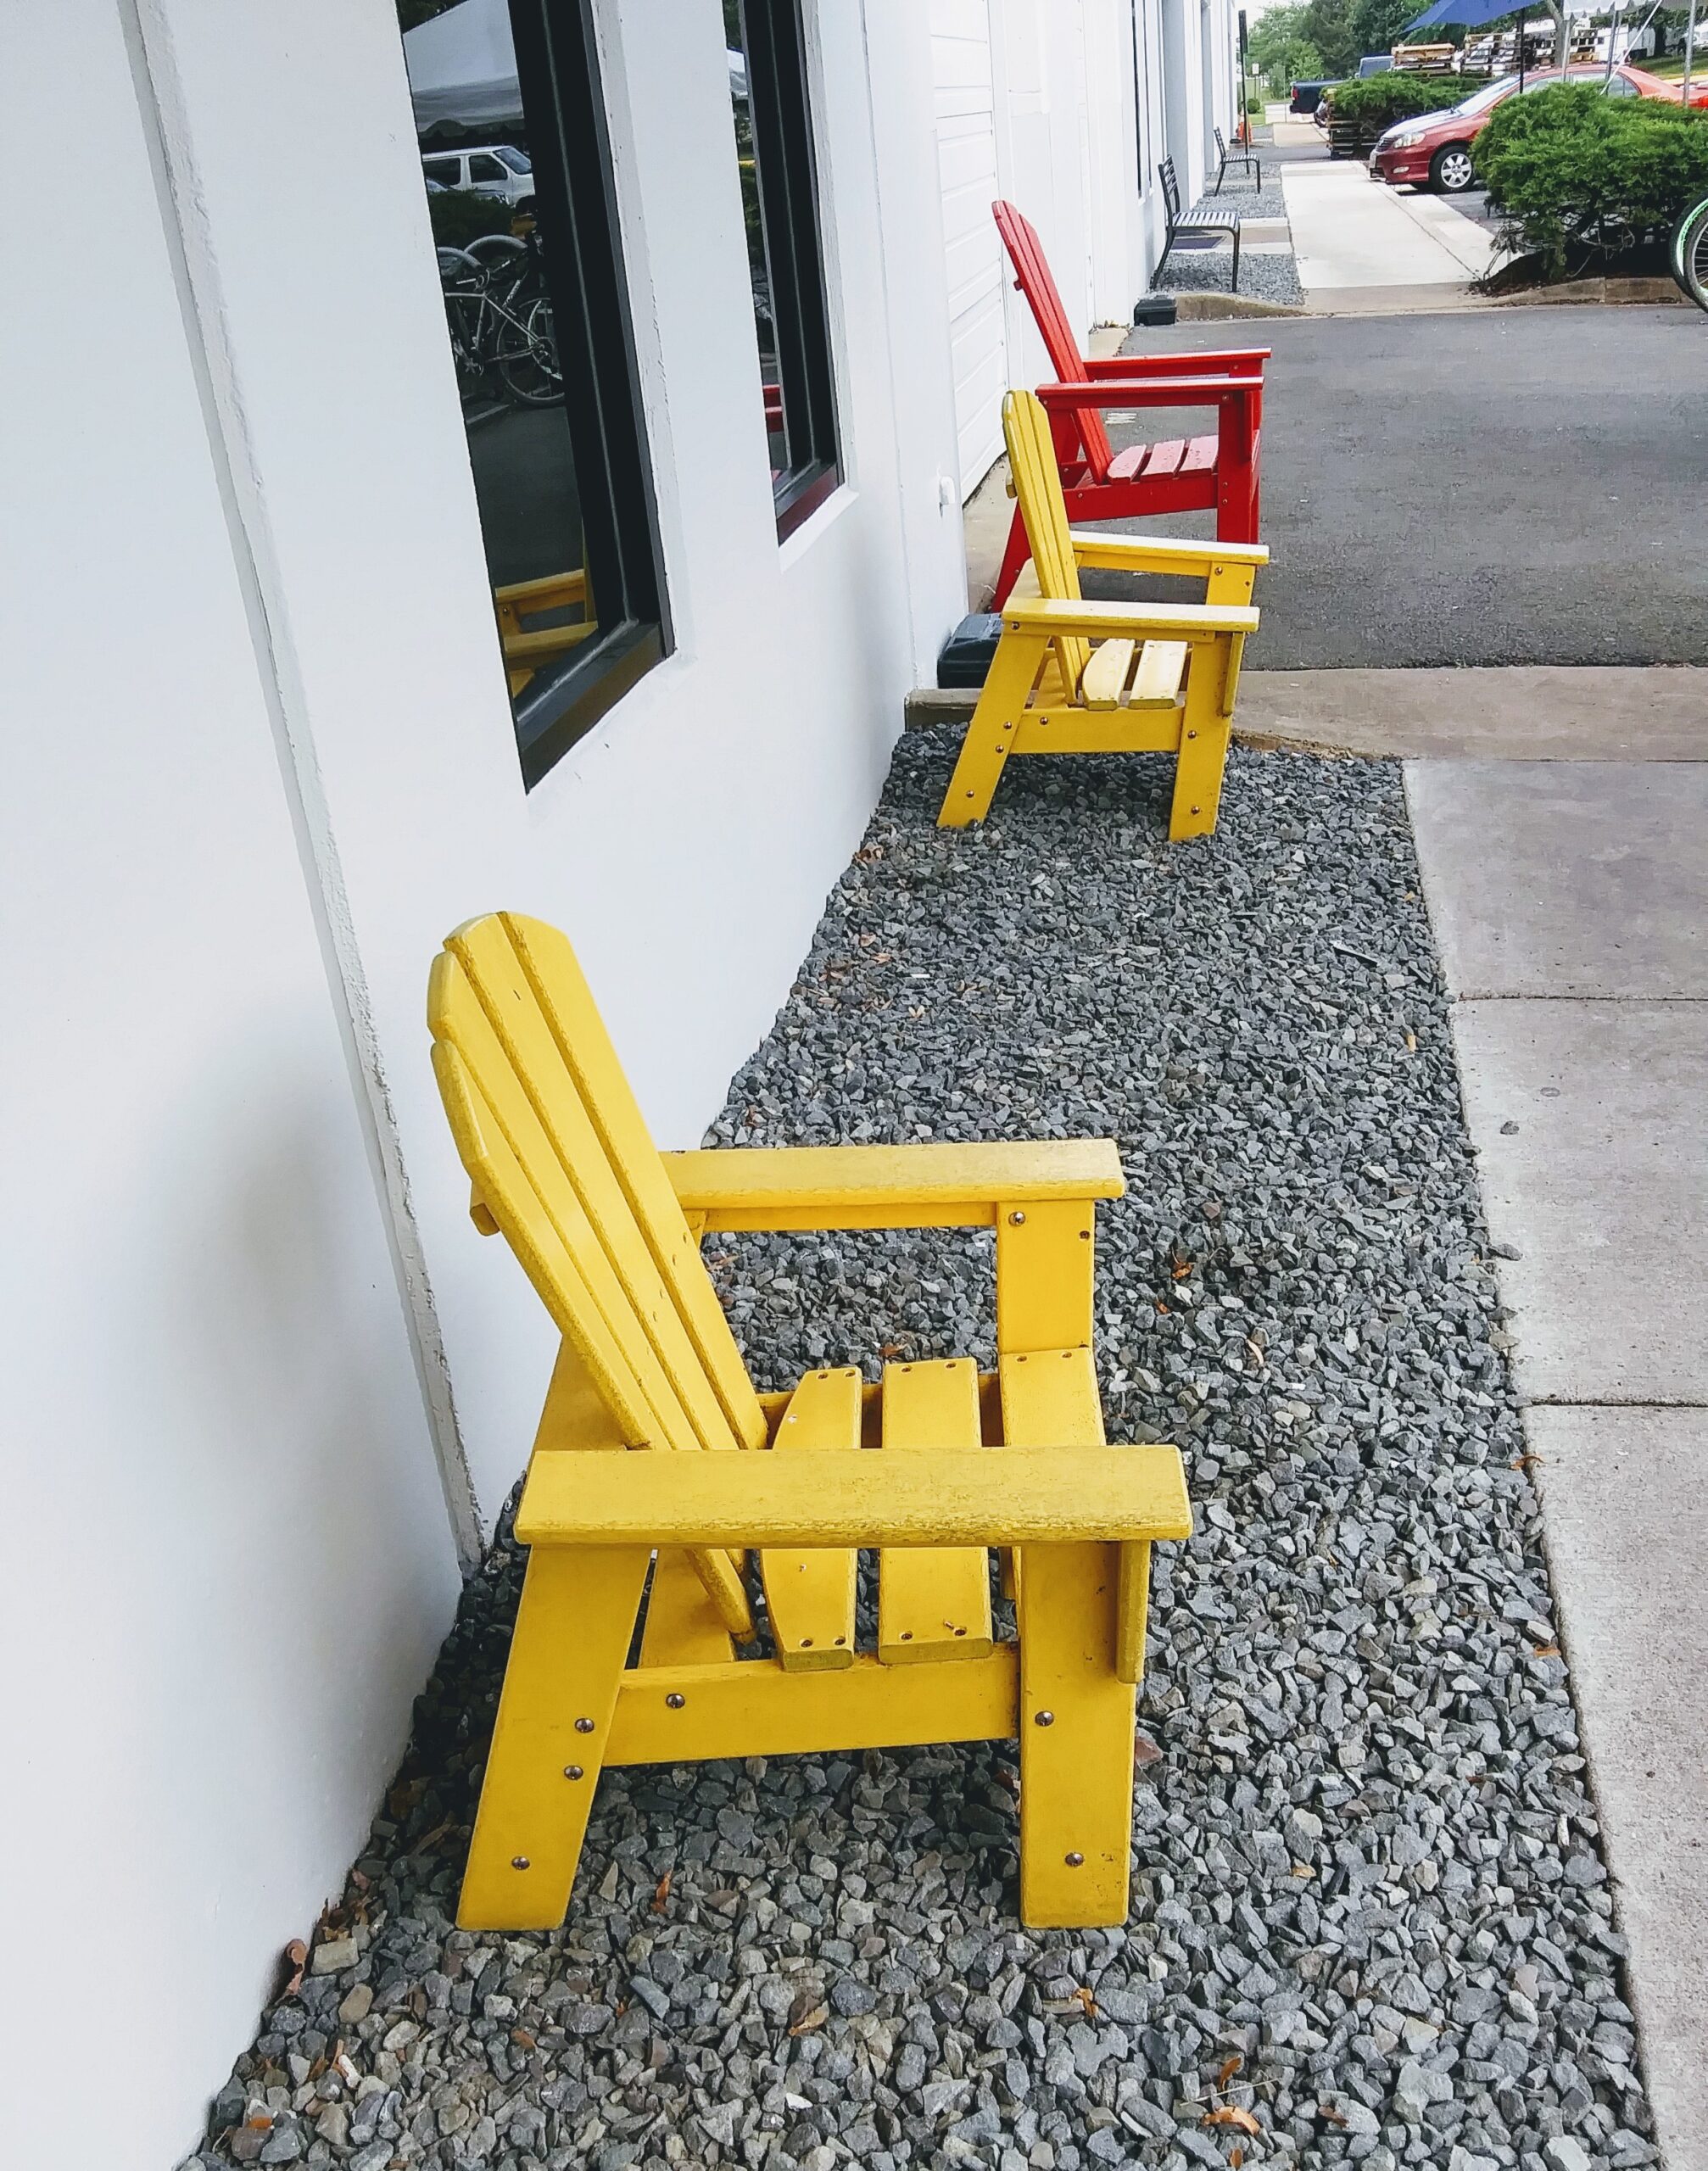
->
[0, 8, 466, 2168]
[932, 0, 1238, 499]
[1, 2, 966, 2164]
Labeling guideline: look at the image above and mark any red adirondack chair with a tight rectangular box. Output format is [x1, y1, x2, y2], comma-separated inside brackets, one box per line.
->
[991, 200, 1269, 606]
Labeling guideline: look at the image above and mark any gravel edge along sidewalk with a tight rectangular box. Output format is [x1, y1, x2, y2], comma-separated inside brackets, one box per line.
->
[187, 742, 1654, 2171]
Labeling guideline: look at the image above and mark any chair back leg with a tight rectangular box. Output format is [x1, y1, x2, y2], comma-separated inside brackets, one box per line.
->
[991, 505, 1034, 611]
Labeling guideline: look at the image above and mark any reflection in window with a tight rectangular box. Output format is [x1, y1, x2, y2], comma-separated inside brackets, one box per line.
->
[723, 0, 841, 539]
[398, 0, 669, 785]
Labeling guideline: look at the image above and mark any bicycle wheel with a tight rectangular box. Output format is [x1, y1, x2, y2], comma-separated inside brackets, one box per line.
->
[1672, 195, 1708, 312]
[495, 296, 561, 406]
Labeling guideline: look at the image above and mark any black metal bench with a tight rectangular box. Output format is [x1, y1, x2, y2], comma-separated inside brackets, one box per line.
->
[1213, 125, 1263, 195]
[1158, 158, 1242, 292]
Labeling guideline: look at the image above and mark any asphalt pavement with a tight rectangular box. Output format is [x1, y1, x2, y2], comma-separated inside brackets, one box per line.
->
[1101, 306, 1708, 667]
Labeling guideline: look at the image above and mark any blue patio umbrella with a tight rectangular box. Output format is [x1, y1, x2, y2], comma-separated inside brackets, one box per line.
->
[1402, 0, 1528, 26]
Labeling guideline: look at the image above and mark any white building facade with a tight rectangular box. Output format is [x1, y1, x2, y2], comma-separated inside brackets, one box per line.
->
[0, 3, 1239, 2163]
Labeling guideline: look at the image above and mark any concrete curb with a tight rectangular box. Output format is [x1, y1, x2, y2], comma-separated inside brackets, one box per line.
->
[1170, 291, 1305, 320]
[1484, 273, 1685, 308]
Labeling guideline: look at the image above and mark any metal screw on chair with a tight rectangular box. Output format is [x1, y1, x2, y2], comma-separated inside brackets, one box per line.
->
[564, 1764, 584, 1781]
[666, 1692, 686, 1710]
[1064, 1851, 1085, 1868]
[512, 1856, 531, 1870]
[1008, 1210, 1026, 1226]
[1035, 1710, 1055, 1727]
[574, 1716, 595, 1734]
[1186, 729, 1197, 741]
[1192, 805, 1202, 815]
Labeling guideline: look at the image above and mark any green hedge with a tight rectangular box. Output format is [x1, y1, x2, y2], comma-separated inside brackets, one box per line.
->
[1475, 81, 1708, 280]
[428, 187, 521, 250]
[1328, 72, 1488, 127]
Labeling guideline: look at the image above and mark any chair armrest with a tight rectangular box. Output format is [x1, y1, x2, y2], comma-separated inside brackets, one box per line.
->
[1004, 595, 1259, 640]
[663, 1139, 1124, 1231]
[516, 1443, 1193, 1548]
[1070, 532, 1269, 576]
[1081, 349, 1268, 379]
[1037, 378, 1259, 415]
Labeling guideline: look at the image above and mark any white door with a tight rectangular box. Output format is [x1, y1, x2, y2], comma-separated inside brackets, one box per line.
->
[932, 0, 1009, 497]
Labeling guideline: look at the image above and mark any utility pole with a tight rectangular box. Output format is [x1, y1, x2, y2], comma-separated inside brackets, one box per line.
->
[1687, 0, 1699, 103]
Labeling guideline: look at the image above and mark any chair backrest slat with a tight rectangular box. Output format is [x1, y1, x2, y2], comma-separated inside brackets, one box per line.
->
[431, 1031, 675, 1450]
[1003, 388, 1091, 694]
[1214, 126, 1228, 157]
[1159, 158, 1182, 225]
[992, 199, 1114, 486]
[501, 914, 769, 1450]
[428, 916, 770, 1459]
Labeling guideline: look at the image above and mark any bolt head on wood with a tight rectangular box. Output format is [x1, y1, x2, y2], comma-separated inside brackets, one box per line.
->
[666, 1692, 686, 1710]
[1064, 1851, 1085, 1867]
[511, 1856, 531, 1870]
[1034, 1709, 1055, 1727]
[573, 1716, 595, 1734]
[1008, 1210, 1026, 1226]
[564, 1764, 584, 1781]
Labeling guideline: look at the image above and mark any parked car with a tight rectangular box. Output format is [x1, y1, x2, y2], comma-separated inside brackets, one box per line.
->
[1289, 76, 1339, 114]
[1369, 65, 1695, 192]
[1357, 53, 1394, 75]
[421, 144, 534, 208]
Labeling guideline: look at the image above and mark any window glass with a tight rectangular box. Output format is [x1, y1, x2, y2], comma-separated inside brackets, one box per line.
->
[723, 0, 841, 538]
[399, 0, 669, 784]
[423, 155, 460, 186]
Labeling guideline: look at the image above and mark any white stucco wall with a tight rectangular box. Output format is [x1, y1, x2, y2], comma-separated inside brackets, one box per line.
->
[3, 3, 968, 2158]
[0, 8, 465, 2168]
[140, 0, 967, 1526]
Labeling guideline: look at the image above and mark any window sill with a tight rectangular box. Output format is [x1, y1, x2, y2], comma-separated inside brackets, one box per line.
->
[776, 477, 856, 572]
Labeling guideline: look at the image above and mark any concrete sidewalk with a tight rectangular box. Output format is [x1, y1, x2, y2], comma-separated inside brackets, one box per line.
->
[1409, 757, 1708, 2171]
[1283, 159, 1495, 307]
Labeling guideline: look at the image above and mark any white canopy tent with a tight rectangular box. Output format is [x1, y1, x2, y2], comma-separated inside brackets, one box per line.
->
[404, 0, 747, 137]
[404, 0, 522, 135]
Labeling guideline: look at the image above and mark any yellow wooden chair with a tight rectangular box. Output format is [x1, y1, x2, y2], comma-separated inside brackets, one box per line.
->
[940, 388, 1267, 840]
[493, 568, 594, 696]
[428, 912, 1192, 1931]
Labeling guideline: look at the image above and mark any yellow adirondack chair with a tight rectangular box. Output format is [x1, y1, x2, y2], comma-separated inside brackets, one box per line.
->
[939, 388, 1267, 840]
[428, 912, 1192, 1931]
[493, 568, 594, 695]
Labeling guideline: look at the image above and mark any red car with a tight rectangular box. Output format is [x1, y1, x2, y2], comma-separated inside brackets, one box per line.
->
[1370, 65, 1700, 193]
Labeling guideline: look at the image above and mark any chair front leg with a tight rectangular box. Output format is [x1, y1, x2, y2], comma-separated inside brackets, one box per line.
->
[459, 1543, 650, 1930]
[1169, 637, 1237, 841]
[937, 633, 1047, 828]
[1018, 1540, 1136, 1927]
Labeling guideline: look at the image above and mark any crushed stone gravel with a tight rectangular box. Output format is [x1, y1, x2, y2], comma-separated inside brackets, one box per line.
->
[185, 741, 1655, 2171]
[1158, 243, 1305, 310]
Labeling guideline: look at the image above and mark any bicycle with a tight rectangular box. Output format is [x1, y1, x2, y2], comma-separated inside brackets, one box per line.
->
[439, 234, 561, 409]
[1672, 191, 1708, 311]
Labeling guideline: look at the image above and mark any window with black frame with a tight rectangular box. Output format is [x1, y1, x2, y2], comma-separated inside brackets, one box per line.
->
[723, 0, 841, 538]
[398, 0, 669, 788]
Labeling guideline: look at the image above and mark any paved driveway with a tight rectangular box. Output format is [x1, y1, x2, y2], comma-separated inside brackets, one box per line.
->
[1101, 306, 1708, 667]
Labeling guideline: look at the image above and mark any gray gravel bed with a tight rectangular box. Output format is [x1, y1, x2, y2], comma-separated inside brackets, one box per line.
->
[1158, 243, 1305, 310]
[187, 744, 1653, 2171]
[1195, 177, 1288, 220]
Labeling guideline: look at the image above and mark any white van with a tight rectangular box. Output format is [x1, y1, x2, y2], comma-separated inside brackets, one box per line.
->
[420, 145, 534, 207]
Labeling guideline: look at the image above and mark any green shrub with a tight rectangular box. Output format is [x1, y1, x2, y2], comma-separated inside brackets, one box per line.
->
[1475, 81, 1708, 279]
[1327, 71, 1488, 127]
[428, 187, 521, 250]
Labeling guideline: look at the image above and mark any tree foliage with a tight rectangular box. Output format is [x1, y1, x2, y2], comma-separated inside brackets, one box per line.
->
[1247, 3, 1327, 88]
[1476, 81, 1708, 279]
[1328, 71, 1485, 126]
